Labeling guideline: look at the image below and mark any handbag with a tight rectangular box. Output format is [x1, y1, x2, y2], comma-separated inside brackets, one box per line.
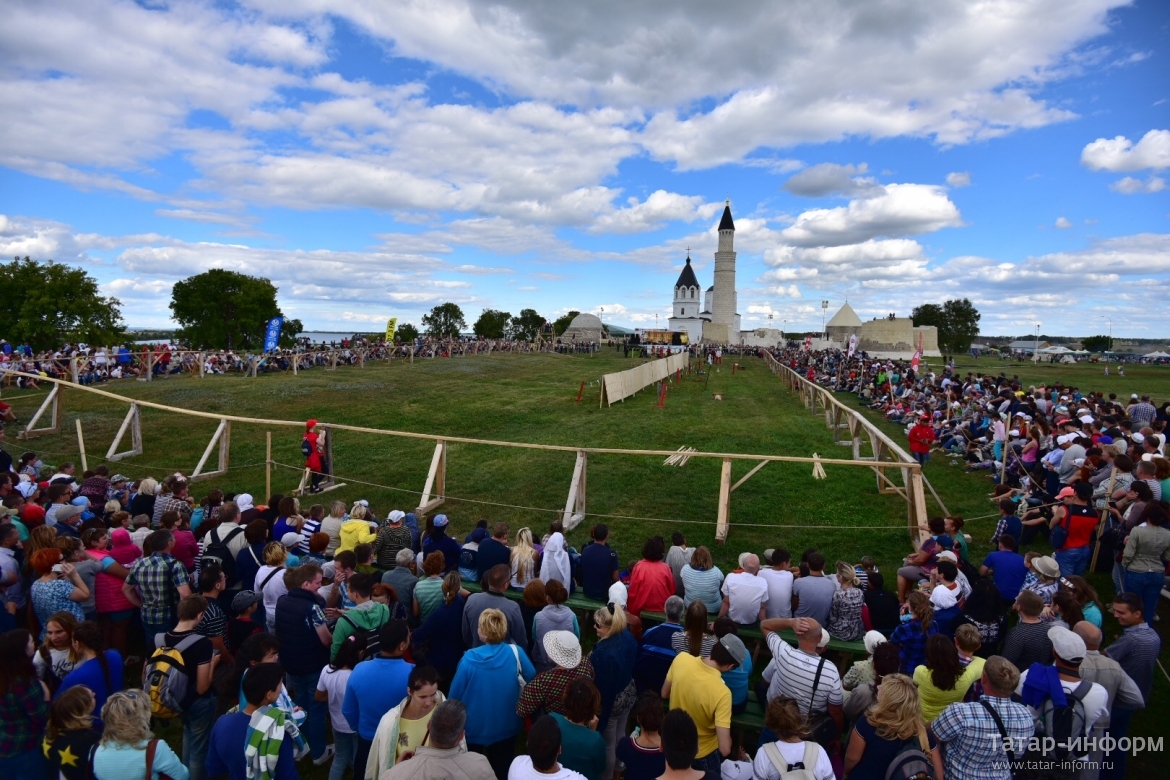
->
[509, 643, 527, 696]
[144, 738, 175, 780]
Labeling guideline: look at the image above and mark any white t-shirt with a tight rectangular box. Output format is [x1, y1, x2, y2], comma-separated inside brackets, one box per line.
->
[255, 565, 288, 629]
[316, 665, 354, 733]
[751, 741, 834, 780]
[507, 756, 586, 780]
[721, 572, 769, 624]
[930, 582, 960, 611]
[1015, 672, 1109, 756]
[758, 569, 794, 619]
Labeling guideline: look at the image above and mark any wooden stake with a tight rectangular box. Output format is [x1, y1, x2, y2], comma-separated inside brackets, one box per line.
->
[18, 384, 62, 440]
[75, 418, 87, 472]
[1089, 467, 1117, 572]
[266, 431, 272, 501]
[417, 440, 447, 515]
[715, 458, 732, 543]
[106, 403, 143, 461]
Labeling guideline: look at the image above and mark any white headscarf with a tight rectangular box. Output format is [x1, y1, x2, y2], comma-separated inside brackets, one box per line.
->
[540, 532, 571, 588]
[236, 493, 254, 513]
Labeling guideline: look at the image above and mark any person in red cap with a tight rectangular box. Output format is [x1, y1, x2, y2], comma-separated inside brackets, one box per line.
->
[908, 414, 935, 465]
[303, 419, 328, 492]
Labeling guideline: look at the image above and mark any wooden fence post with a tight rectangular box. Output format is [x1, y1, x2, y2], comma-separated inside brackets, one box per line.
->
[715, 458, 732, 543]
[266, 431, 272, 501]
[75, 419, 87, 472]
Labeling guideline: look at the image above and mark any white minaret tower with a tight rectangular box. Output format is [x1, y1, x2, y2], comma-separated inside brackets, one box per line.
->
[710, 201, 737, 337]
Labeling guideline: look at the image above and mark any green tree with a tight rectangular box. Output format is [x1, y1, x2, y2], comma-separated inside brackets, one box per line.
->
[280, 318, 304, 348]
[397, 323, 419, 343]
[0, 256, 124, 350]
[912, 298, 981, 355]
[422, 302, 466, 338]
[1081, 335, 1113, 353]
[169, 269, 286, 350]
[552, 310, 579, 336]
[508, 308, 545, 340]
[473, 308, 512, 339]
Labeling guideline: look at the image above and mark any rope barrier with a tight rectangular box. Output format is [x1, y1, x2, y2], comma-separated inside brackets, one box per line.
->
[268, 461, 912, 531]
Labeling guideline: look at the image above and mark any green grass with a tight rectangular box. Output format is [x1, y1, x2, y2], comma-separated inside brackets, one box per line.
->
[6, 350, 1168, 776]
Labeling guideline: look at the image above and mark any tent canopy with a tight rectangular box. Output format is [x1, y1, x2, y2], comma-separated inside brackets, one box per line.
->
[1143, 350, 1170, 358]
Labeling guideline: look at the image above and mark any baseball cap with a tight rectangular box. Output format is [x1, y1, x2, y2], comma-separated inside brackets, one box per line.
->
[231, 590, 263, 613]
[1132, 432, 1146, 443]
[280, 532, 303, 548]
[110, 474, 128, 484]
[433, 514, 449, 527]
[388, 510, 406, 523]
[15, 481, 37, 499]
[1048, 625, 1087, 663]
[718, 634, 747, 667]
[937, 550, 959, 563]
[1055, 486, 1076, 499]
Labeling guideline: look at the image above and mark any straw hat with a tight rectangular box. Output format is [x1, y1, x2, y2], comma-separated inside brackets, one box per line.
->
[543, 631, 582, 669]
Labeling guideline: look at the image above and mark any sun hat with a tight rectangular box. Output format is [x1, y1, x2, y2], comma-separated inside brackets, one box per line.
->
[231, 590, 263, 613]
[1033, 556, 1060, 579]
[432, 514, 449, 527]
[543, 631, 583, 669]
[863, 630, 887, 655]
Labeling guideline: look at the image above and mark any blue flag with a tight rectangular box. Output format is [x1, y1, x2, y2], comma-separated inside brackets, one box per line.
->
[263, 316, 283, 352]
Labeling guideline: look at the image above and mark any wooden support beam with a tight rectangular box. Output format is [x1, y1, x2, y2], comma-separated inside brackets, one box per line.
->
[75, 419, 87, 472]
[417, 439, 447, 515]
[562, 450, 588, 531]
[191, 419, 230, 481]
[199, 352, 205, 378]
[715, 458, 732, 543]
[293, 350, 298, 375]
[266, 431, 272, 502]
[920, 473, 951, 517]
[730, 459, 768, 492]
[908, 469, 930, 545]
[106, 403, 143, 461]
[70, 357, 79, 384]
[18, 385, 61, 439]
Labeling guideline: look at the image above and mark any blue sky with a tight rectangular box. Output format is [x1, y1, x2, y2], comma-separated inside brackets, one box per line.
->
[1, 0, 1167, 337]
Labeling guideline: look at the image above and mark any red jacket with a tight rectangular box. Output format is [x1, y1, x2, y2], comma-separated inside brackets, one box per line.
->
[908, 424, 935, 454]
[626, 560, 675, 616]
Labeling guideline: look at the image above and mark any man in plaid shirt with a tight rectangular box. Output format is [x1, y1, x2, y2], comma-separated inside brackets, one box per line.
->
[123, 529, 192, 649]
[931, 655, 1033, 780]
[152, 476, 193, 528]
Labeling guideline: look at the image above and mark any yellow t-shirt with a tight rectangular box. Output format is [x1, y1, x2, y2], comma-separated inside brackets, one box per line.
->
[913, 657, 985, 723]
[395, 708, 435, 763]
[665, 651, 731, 758]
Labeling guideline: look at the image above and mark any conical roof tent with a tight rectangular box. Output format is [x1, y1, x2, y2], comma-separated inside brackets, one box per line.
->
[826, 302, 862, 328]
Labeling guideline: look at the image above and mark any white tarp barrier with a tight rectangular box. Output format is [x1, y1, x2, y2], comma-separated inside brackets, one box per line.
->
[600, 352, 689, 406]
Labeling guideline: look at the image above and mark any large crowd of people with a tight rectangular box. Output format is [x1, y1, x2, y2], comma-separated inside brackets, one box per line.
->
[0, 346, 1166, 780]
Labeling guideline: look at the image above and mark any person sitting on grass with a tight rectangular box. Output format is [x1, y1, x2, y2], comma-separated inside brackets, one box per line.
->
[206, 662, 298, 780]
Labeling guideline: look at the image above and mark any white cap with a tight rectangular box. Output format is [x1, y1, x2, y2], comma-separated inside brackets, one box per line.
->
[1048, 625, 1087, 663]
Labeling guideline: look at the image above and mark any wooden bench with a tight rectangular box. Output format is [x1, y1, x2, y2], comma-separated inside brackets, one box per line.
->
[639, 611, 867, 656]
[461, 581, 609, 616]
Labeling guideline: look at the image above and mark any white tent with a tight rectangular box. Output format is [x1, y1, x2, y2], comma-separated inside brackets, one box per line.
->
[1143, 350, 1170, 359]
[1040, 345, 1074, 354]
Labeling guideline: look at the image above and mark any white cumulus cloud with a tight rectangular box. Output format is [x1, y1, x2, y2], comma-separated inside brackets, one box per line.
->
[1110, 176, 1166, 194]
[780, 184, 961, 247]
[1080, 129, 1170, 172]
[945, 172, 971, 187]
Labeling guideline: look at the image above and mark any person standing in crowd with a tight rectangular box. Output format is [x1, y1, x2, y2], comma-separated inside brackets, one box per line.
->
[87, 526, 138, 655]
[1049, 482, 1100, 576]
[410, 571, 467, 683]
[93, 690, 189, 780]
[123, 530, 191, 647]
[661, 627, 740, 775]
[1001, 590, 1054, 671]
[365, 665, 444, 777]
[656, 709, 706, 780]
[1102, 592, 1161, 780]
[382, 548, 420, 618]
[507, 714, 587, 780]
[1073, 621, 1146, 776]
[517, 631, 595, 720]
[316, 634, 364, 780]
[581, 524, 620, 601]
[531, 580, 579, 672]
[863, 572, 901, 633]
[826, 561, 864, 641]
[274, 563, 333, 766]
[930, 655, 1033, 780]
[44, 686, 101, 780]
[627, 537, 675, 617]
[373, 510, 412, 570]
[0, 629, 51, 777]
[914, 634, 985, 723]
[792, 551, 836, 625]
[158, 595, 222, 780]
[679, 546, 724, 614]
[55, 621, 123, 726]
[423, 514, 461, 573]
[890, 591, 937, 675]
[549, 679, 607, 780]
[450, 608, 535, 780]
[303, 420, 328, 493]
[1121, 500, 1170, 625]
[379, 700, 494, 780]
[979, 534, 1026, 604]
[413, 552, 447, 622]
[719, 552, 769, 627]
[464, 564, 527, 648]
[344, 620, 414, 779]
[615, 692, 666, 779]
[30, 549, 88, 639]
[205, 662, 298, 780]
[589, 604, 638, 780]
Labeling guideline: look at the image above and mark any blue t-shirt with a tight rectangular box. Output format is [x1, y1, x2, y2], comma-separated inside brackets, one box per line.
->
[580, 542, 619, 601]
[848, 715, 936, 780]
[342, 656, 414, 739]
[56, 651, 124, 726]
[721, 650, 752, 705]
[982, 551, 1027, 601]
[205, 711, 298, 780]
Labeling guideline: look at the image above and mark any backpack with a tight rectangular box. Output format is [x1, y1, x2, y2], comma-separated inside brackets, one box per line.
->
[1033, 680, 1092, 761]
[341, 611, 387, 660]
[884, 725, 936, 780]
[201, 526, 245, 583]
[761, 741, 819, 780]
[301, 436, 313, 457]
[143, 633, 203, 719]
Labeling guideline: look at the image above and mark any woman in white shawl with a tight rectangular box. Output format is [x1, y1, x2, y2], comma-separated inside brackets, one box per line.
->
[539, 532, 572, 589]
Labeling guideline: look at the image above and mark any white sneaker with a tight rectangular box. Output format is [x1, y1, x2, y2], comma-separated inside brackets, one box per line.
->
[312, 745, 336, 766]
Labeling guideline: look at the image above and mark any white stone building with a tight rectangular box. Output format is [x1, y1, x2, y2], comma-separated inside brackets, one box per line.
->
[667, 202, 741, 343]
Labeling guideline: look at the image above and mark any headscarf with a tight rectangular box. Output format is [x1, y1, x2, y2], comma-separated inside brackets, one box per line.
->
[539, 532, 571, 587]
[236, 493, 255, 513]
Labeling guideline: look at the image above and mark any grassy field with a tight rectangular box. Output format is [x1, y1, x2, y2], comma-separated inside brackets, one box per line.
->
[4, 350, 1167, 776]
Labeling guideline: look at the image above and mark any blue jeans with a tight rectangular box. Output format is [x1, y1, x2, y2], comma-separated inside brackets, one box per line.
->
[329, 730, 358, 780]
[1124, 570, 1163, 627]
[0, 746, 47, 778]
[1101, 707, 1133, 780]
[287, 670, 329, 760]
[1054, 545, 1090, 577]
[182, 693, 218, 780]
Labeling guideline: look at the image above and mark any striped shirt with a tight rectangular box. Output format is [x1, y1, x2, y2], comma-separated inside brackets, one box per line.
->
[764, 633, 842, 714]
[1104, 623, 1161, 702]
[670, 631, 717, 658]
[195, 598, 228, 645]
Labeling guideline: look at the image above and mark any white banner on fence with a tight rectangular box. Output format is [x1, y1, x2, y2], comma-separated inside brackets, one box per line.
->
[600, 351, 689, 406]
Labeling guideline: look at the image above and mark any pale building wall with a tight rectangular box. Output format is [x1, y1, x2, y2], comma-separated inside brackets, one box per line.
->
[710, 227, 736, 335]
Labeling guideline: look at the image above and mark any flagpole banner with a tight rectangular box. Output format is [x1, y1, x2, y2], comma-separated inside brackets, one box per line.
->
[386, 317, 398, 342]
[263, 316, 283, 353]
[911, 331, 923, 373]
[847, 333, 857, 358]
[803, 335, 812, 351]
